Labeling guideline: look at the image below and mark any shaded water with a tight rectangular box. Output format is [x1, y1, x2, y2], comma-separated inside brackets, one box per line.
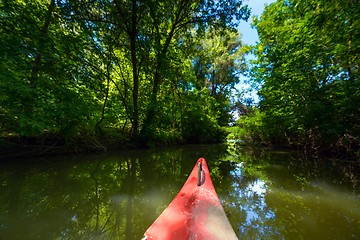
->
[0, 144, 359, 239]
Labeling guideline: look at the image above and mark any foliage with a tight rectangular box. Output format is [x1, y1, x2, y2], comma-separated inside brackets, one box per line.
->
[190, 28, 248, 126]
[236, 108, 267, 144]
[0, 0, 104, 140]
[180, 88, 225, 143]
[249, 0, 360, 156]
[0, 0, 250, 148]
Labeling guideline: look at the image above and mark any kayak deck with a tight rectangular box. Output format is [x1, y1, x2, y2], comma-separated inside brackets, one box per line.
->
[143, 158, 238, 240]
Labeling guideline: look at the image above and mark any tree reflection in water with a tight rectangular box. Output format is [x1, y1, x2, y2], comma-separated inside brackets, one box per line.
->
[0, 144, 359, 239]
[218, 142, 360, 240]
[216, 159, 282, 240]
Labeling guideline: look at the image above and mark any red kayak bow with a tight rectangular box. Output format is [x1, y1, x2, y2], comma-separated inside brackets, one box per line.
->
[143, 158, 238, 240]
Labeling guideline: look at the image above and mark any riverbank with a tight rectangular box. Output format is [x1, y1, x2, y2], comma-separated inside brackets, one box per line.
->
[2, 126, 359, 161]
[225, 124, 360, 160]
[0, 129, 226, 160]
[0, 133, 131, 160]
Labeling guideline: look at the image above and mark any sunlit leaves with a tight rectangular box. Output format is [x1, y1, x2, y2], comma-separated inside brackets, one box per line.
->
[249, 0, 360, 155]
[0, 0, 251, 145]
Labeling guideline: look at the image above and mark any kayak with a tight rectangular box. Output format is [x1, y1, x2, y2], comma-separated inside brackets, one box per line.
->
[143, 158, 238, 240]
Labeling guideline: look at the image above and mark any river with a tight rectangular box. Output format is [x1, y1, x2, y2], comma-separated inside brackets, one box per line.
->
[0, 143, 359, 239]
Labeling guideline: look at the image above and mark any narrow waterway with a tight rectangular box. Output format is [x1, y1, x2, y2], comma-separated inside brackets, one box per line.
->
[0, 144, 359, 239]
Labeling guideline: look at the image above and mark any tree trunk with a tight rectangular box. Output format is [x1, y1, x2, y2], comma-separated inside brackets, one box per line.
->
[130, 0, 139, 137]
[140, 24, 177, 139]
[24, 0, 55, 135]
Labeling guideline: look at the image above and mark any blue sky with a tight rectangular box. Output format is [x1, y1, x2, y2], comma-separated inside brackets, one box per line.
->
[235, 0, 276, 105]
[239, 0, 277, 45]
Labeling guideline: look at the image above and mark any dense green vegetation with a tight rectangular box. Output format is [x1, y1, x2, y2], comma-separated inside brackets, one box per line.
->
[2, 0, 359, 158]
[0, 0, 250, 150]
[236, 0, 360, 157]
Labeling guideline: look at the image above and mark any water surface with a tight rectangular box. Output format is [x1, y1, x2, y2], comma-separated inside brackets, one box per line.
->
[0, 144, 359, 239]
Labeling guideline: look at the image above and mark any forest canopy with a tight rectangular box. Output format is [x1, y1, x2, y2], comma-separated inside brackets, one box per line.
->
[0, 0, 250, 148]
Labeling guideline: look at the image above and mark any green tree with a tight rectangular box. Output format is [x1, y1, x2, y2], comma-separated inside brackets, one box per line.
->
[0, 0, 104, 139]
[191, 28, 248, 126]
[138, 0, 251, 141]
[0, 0, 251, 149]
[251, 0, 360, 155]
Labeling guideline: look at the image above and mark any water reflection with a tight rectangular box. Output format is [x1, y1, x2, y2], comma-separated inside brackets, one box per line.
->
[221, 143, 360, 240]
[0, 144, 359, 239]
[230, 162, 273, 226]
[221, 161, 280, 239]
[0, 145, 229, 240]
